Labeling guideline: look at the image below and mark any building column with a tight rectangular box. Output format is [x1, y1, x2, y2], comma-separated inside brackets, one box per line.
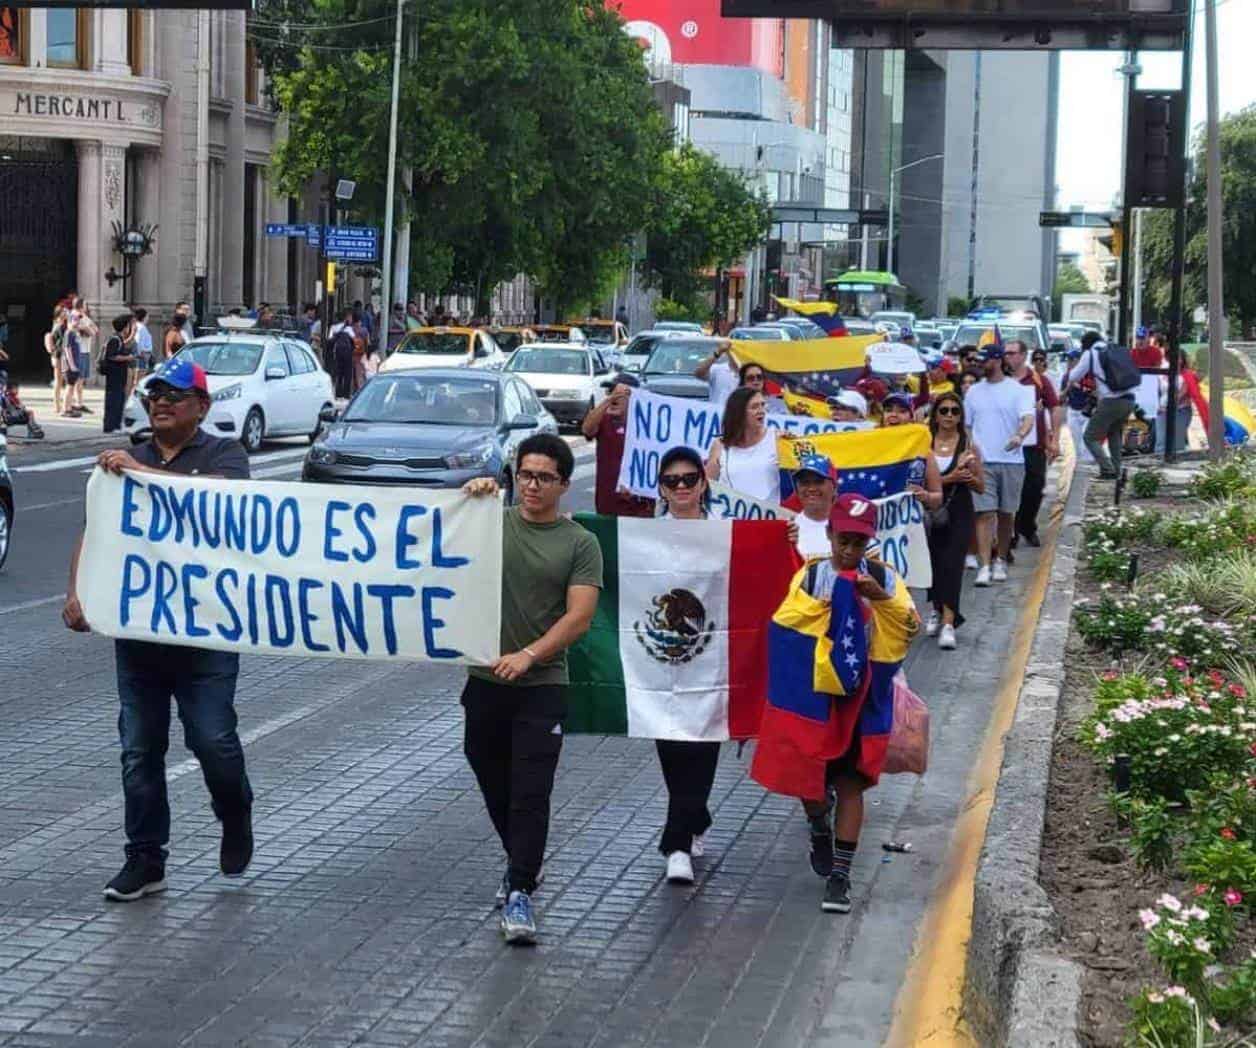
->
[132, 149, 163, 307]
[76, 141, 127, 313]
[219, 11, 246, 309]
[96, 9, 131, 76]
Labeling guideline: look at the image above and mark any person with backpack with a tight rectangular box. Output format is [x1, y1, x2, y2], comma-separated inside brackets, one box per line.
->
[1067, 332, 1140, 479]
[101, 314, 136, 433]
[328, 308, 356, 400]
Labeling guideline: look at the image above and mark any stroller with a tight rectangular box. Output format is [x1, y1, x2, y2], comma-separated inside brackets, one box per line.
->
[0, 372, 45, 439]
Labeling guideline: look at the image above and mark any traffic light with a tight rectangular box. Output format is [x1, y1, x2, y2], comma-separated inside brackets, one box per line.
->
[1109, 219, 1124, 260]
[1125, 89, 1187, 209]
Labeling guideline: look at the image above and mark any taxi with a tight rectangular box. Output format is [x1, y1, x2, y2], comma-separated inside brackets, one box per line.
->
[577, 318, 629, 349]
[488, 326, 537, 354]
[380, 326, 506, 373]
[531, 323, 586, 344]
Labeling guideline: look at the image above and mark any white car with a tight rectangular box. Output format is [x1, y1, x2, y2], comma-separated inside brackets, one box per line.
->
[124, 334, 334, 453]
[379, 327, 506, 373]
[504, 342, 614, 428]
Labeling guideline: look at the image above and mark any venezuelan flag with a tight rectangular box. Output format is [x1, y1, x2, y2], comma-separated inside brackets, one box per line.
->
[976, 325, 1004, 352]
[782, 388, 831, 418]
[732, 334, 882, 399]
[772, 297, 848, 336]
[1197, 384, 1256, 446]
[776, 424, 932, 502]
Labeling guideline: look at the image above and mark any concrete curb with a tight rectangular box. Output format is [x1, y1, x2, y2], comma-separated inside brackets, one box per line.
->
[963, 467, 1091, 1047]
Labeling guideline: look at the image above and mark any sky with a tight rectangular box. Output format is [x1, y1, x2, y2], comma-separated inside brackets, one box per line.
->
[1054, 0, 1256, 251]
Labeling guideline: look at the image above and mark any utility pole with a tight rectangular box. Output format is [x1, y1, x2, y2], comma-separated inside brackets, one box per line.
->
[1116, 49, 1139, 346]
[1131, 207, 1143, 333]
[1163, 3, 1194, 463]
[886, 154, 943, 278]
[1204, 0, 1225, 459]
[377, 0, 405, 357]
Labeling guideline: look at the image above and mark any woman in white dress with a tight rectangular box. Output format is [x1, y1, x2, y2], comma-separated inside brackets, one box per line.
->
[705, 387, 780, 503]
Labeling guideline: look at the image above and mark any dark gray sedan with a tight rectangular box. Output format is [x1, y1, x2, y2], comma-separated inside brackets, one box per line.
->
[302, 369, 558, 501]
[637, 337, 724, 399]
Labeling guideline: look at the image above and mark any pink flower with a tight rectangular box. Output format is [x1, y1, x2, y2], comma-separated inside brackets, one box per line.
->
[1171, 657, 1190, 671]
[1193, 883, 1210, 897]
[1221, 827, 1237, 841]
[1139, 908, 1161, 930]
[1102, 670, 1119, 681]
[1249, 741, 1256, 757]
[1229, 682, 1247, 698]
[1208, 669, 1225, 686]
[1223, 888, 1243, 907]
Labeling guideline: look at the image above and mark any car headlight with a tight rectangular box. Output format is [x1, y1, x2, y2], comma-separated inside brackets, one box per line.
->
[212, 383, 242, 403]
[307, 447, 337, 466]
[444, 444, 495, 469]
[548, 389, 583, 400]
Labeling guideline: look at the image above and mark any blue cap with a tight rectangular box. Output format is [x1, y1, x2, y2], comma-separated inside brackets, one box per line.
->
[152, 357, 209, 394]
[982, 345, 1005, 361]
[1066, 346, 1082, 358]
[882, 391, 914, 411]
[1136, 326, 1149, 338]
[793, 453, 838, 483]
[899, 325, 913, 339]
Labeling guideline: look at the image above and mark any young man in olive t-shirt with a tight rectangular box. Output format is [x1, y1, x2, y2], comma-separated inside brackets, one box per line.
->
[462, 433, 603, 945]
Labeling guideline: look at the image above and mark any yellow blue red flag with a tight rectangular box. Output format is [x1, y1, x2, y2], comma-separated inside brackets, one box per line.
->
[976, 325, 1004, 352]
[733, 334, 880, 398]
[776, 424, 931, 502]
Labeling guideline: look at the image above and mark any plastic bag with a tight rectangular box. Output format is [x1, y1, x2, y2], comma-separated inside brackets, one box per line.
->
[883, 672, 929, 775]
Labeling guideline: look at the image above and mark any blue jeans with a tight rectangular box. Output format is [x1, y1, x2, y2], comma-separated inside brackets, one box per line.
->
[115, 640, 253, 860]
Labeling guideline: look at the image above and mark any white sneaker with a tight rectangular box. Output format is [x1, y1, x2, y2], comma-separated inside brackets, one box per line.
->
[992, 559, 1008, 582]
[690, 834, 706, 858]
[965, 554, 979, 571]
[975, 565, 992, 587]
[925, 610, 940, 637]
[938, 624, 957, 650]
[666, 851, 695, 884]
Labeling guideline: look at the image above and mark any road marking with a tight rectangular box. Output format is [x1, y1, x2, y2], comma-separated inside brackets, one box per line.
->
[885, 445, 1077, 1048]
[13, 444, 310, 475]
[0, 594, 62, 616]
[19, 495, 84, 512]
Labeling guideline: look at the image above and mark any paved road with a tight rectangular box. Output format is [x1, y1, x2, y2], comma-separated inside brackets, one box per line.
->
[0, 435, 1047, 1047]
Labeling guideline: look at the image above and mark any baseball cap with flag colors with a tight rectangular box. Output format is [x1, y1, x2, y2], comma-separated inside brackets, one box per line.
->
[793, 453, 838, 484]
[828, 493, 878, 538]
[152, 357, 210, 395]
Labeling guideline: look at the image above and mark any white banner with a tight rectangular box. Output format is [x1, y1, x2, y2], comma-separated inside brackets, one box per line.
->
[617, 389, 863, 498]
[77, 470, 503, 664]
[874, 491, 932, 589]
[708, 481, 796, 521]
[867, 342, 926, 374]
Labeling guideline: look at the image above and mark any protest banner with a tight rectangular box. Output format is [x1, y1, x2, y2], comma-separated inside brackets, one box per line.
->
[76, 469, 502, 664]
[616, 389, 864, 498]
[872, 490, 932, 588]
[708, 481, 796, 521]
[866, 342, 926, 374]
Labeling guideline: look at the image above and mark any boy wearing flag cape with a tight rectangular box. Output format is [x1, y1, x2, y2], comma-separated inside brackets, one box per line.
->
[751, 493, 919, 913]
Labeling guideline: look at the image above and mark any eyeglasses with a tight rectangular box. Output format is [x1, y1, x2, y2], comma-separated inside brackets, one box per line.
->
[516, 469, 562, 488]
[659, 471, 702, 490]
[142, 386, 197, 406]
[935, 405, 961, 417]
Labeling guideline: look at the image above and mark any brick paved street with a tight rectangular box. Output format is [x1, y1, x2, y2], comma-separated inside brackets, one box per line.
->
[0, 441, 1050, 1046]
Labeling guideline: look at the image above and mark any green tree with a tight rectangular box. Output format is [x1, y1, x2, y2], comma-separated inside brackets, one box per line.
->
[946, 295, 970, 318]
[253, 0, 666, 313]
[1142, 105, 1256, 337]
[642, 143, 771, 311]
[1051, 260, 1091, 322]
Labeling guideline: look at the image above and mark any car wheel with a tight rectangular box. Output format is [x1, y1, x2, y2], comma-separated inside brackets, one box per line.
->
[0, 497, 11, 572]
[242, 408, 265, 453]
[310, 403, 332, 444]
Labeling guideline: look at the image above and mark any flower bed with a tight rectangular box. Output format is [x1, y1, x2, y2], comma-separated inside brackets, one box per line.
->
[1041, 457, 1256, 1046]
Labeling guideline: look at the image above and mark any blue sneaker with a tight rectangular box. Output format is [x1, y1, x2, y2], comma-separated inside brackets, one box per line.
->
[501, 890, 537, 945]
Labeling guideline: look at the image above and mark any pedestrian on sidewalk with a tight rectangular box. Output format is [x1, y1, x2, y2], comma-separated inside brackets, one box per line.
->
[1067, 332, 1139, 479]
[652, 445, 722, 885]
[1059, 346, 1095, 464]
[461, 435, 603, 945]
[925, 390, 983, 650]
[67, 298, 96, 415]
[1004, 339, 1060, 548]
[61, 357, 255, 902]
[45, 307, 67, 415]
[328, 308, 356, 400]
[101, 314, 136, 433]
[131, 307, 153, 391]
[580, 373, 655, 517]
[963, 344, 1034, 586]
[163, 306, 188, 363]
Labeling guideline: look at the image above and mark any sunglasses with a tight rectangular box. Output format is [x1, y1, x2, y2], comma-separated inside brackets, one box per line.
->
[935, 405, 961, 417]
[142, 386, 198, 405]
[659, 471, 702, 490]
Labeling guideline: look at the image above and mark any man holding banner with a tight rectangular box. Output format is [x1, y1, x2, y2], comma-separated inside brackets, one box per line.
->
[62, 358, 256, 902]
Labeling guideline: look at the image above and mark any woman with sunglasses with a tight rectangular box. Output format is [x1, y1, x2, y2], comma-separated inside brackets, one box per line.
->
[880, 392, 944, 514]
[925, 390, 983, 650]
[705, 387, 780, 503]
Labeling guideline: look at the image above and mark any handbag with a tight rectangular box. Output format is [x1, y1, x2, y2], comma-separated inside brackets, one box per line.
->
[926, 486, 955, 531]
[883, 672, 930, 776]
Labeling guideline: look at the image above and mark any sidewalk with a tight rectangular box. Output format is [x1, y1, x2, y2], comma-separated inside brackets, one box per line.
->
[5, 383, 115, 455]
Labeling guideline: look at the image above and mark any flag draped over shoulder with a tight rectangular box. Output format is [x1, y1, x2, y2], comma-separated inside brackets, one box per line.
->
[565, 515, 800, 741]
[776, 424, 932, 503]
[733, 335, 881, 400]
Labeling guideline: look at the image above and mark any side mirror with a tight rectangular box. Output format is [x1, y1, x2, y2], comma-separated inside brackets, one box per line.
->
[265, 366, 287, 381]
[506, 414, 538, 431]
[319, 405, 340, 423]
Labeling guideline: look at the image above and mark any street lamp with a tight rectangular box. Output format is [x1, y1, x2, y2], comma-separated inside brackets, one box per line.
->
[104, 220, 158, 289]
[886, 153, 943, 277]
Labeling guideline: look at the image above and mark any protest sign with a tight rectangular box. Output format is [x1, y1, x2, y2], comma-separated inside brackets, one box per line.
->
[708, 481, 796, 521]
[872, 491, 931, 588]
[77, 469, 502, 664]
[866, 342, 926, 374]
[617, 389, 864, 498]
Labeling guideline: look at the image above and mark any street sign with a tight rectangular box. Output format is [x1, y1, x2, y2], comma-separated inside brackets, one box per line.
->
[1039, 211, 1117, 228]
[265, 223, 309, 238]
[324, 225, 379, 262]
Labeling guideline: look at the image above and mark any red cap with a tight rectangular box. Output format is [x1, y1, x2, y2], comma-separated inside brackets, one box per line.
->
[828, 493, 878, 538]
[939, 357, 957, 375]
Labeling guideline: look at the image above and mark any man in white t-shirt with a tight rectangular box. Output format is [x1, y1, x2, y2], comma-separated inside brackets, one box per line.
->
[792, 453, 838, 560]
[963, 344, 1035, 586]
[693, 340, 740, 412]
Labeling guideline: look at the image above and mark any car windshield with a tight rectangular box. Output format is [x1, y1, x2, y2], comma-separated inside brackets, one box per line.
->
[955, 324, 1046, 350]
[624, 335, 660, 357]
[175, 341, 261, 376]
[507, 348, 589, 376]
[493, 331, 529, 353]
[583, 325, 616, 345]
[395, 332, 470, 356]
[343, 375, 499, 425]
[644, 342, 711, 376]
[533, 327, 570, 341]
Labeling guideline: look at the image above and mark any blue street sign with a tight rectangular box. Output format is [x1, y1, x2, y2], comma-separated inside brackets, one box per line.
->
[324, 225, 379, 261]
[265, 223, 309, 238]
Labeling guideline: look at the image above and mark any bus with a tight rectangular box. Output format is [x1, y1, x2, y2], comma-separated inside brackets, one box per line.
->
[823, 270, 908, 319]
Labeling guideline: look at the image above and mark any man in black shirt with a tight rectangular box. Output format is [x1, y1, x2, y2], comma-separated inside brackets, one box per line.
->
[63, 357, 255, 901]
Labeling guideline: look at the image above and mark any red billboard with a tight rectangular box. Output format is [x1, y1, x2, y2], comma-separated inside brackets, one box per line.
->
[617, 0, 783, 76]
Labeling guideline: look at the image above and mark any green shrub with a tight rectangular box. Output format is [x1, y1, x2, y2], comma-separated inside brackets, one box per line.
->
[1133, 470, 1164, 499]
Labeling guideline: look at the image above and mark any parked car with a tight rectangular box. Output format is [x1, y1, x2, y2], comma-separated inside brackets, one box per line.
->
[728, 326, 790, 341]
[914, 321, 942, 347]
[380, 327, 506, 373]
[0, 430, 12, 571]
[488, 326, 536, 354]
[953, 316, 1050, 352]
[652, 321, 704, 333]
[620, 329, 684, 374]
[580, 319, 629, 349]
[637, 337, 725, 399]
[531, 324, 587, 344]
[303, 369, 557, 503]
[758, 319, 827, 340]
[123, 332, 334, 453]
[871, 310, 917, 329]
[505, 343, 613, 429]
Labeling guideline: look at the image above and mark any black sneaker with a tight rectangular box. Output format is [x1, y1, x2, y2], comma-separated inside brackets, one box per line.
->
[103, 856, 166, 902]
[220, 811, 253, 877]
[808, 816, 834, 878]
[821, 872, 851, 914]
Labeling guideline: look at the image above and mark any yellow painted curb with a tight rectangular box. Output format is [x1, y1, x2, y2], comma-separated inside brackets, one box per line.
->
[884, 442, 1077, 1047]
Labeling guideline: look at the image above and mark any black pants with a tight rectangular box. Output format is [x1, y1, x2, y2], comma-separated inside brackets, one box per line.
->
[1016, 445, 1047, 540]
[333, 348, 354, 399]
[655, 740, 719, 855]
[462, 676, 565, 894]
[104, 371, 127, 432]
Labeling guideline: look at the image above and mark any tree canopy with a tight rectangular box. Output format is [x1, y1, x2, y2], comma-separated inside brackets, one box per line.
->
[1052, 260, 1091, 322]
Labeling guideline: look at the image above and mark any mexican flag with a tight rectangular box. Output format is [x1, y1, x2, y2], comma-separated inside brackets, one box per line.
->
[566, 514, 800, 741]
